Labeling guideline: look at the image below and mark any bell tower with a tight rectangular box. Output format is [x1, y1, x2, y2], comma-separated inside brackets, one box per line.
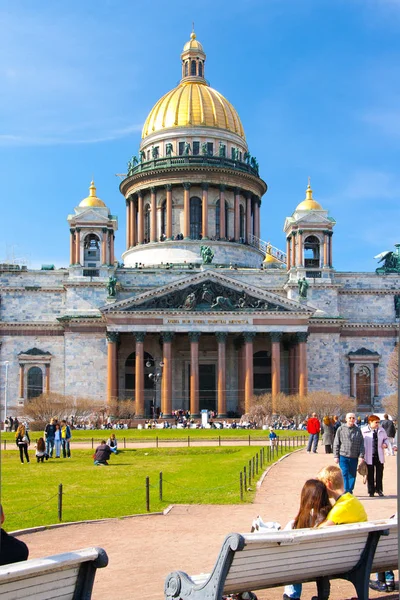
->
[67, 180, 118, 276]
[283, 180, 336, 281]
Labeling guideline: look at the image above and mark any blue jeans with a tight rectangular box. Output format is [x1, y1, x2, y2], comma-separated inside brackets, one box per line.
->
[62, 439, 71, 458]
[307, 433, 319, 452]
[46, 437, 55, 457]
[339, 455, 358, 493]
[284, 583, 302, 598]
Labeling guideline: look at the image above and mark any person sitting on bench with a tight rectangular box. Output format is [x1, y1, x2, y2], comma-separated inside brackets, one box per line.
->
[0, 504, 29, 565]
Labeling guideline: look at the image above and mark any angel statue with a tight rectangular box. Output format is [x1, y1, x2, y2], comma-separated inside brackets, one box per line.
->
[107, 276, 117, 297]
[375, 245, 400, 274]
[200, 245, 214, 265]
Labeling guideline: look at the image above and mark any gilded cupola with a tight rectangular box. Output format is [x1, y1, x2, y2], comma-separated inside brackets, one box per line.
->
[295, 179, 323, 211]
[78, 180, 106, 208]
[141, 31, 245, 140]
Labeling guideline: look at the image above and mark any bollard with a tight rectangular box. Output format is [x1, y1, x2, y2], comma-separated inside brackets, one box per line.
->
[244, 466, 247, 489]
[248, 434, 251, 446]
[3, 440, 5, 450]
[156, 436, 159, 448]
[188, 436, 190, 448]
[252, 456, 255, 478]
[58, 483, 63, 522]
[219, 435, 221, 447]
[91, 437, 94, 449]
[248, 460, 252, 487]
[124, 437, 126, 449]
[159, 472, 163, 501]
[240, 471, 243, 501]
[146, 476, 150, 512]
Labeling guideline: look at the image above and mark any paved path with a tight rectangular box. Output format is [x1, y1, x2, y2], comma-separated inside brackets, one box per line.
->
[16, 449, 397, 600]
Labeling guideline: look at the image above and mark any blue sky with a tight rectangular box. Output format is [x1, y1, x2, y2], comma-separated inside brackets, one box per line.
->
[1, 0, 400, 271]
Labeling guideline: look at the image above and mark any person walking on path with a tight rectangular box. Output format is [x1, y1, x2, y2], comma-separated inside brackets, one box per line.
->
[44, 418, 56, 458]
[321, 416, 334, 454]
[61, 419, 72, 458]
[306, 412, 320, 453]
[380, 413, 396, 456]
[361, 415, 388, 497]
[333, 412, 365, 494]
[15, 424, 30, 463]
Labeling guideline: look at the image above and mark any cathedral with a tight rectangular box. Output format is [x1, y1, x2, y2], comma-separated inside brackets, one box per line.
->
[1, 32, 398, 419]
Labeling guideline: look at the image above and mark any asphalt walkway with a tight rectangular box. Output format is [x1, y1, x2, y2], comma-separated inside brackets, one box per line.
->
[16, 449, 398, 600]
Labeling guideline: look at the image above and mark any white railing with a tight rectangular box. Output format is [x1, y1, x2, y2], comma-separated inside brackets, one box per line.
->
[248, 234, 287, 264]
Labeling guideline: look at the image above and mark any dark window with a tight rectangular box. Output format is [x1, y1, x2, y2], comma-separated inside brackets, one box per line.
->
[216, 199, 229, 239]
[190, 196, 202, 239]
[207, 142, 213, 156]
[27, 367, 43, 399]
[125, 352, 155, 401]
[178, 142, 185, 156]
[193, 141, 200, 155]
[199, 62, 203, 77]
[161, 200, 166, 236]
[184, 61, 188, 77]
[239, 205, 245, 239]
[144, 204, 150, 242]
[84, 233, 100, 266]
[231, 147, 236, 160]
[304, 235, 321, 268]
[191, 60, 196, 76]
[253, 351, 271, 394]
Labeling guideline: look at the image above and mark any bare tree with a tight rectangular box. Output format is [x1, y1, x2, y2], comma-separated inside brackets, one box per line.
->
[304, 391, 355, 418]
[387, 347, 398, 388]
[382, 394, 398, 419]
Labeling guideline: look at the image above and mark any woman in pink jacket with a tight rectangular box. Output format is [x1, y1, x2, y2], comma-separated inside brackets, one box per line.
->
[361, 415, 388, 497]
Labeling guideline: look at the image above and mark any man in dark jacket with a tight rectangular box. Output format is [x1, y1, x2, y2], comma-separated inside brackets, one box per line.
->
[0, 505, 29, 565]
[381, 414, 396, 456]
[94, 441, 113, 465]
[306, 412, 321, 453]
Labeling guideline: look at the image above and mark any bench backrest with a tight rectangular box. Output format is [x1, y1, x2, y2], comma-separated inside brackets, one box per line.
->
[222, 519, 397, 594]
[0, 546, 108, 600]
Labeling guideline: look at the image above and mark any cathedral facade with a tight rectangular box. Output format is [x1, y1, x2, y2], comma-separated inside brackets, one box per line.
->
[0, 33, 398, 419]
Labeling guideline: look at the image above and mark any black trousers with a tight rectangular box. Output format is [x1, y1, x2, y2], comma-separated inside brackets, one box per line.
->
[18, 443, 29, 463]
[367, 456, 384, 494]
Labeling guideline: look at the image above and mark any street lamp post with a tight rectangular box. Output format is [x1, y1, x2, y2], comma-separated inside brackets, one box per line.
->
[146, 360, 164, 419]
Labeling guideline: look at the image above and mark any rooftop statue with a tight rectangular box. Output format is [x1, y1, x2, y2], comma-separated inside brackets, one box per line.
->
[165, 143, 173, 157]
[375, 245, 400, 274]
[298, 277, 309, 299]
[107, 276, 117, 298]
[200, 245, 214, 264]
[201, 142, 208, 155]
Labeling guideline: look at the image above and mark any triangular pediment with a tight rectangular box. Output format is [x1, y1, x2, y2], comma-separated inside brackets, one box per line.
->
[101, 270, 313, 314]
[70, 209, 110, 224]
[293, 212, 331, 225]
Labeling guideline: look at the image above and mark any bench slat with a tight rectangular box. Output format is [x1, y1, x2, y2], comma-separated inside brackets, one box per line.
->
[0, 567, 79, 598]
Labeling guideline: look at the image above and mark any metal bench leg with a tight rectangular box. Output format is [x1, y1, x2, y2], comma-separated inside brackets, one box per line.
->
[344, 530, 387, 600]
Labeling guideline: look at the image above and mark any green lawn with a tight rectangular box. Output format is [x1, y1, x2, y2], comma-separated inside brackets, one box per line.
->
[1, 445, 299, 531]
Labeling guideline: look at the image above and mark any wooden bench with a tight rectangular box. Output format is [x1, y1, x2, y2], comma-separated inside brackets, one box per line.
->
[0, 546, 108, 599]
[164, 518, 397, 600]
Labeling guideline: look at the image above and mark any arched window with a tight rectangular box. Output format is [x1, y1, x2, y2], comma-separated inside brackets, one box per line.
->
[161, 200, 166, 237]
[184, 61, 188, 77]
[83, 233, 100, 266]
[190, 196, 202, 239]
[304, 235, 321, 268]
[144, 204, 150, 243]
[191, 60, 196, 76]
[198, 62, 203, 77]
[124, 352, 155, 400]
[253, 351, 271, 395]
[27, 367, 43, 399]
[215, 199, 229, 239]
[239, 205, 245, 240]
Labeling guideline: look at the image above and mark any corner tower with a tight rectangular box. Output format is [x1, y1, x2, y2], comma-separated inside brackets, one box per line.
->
[283, 180, 336, 281]
[67, 181, 118, 275]
[120, 31, 267, 268]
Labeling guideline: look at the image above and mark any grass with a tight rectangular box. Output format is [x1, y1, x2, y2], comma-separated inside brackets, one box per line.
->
[1, 428, 307, 444]
[1, 445, 300, 531]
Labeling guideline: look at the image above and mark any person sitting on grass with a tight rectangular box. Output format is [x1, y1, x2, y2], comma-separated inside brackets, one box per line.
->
[106, 433, 118, 454]
[93, 440, 113, 466]
[35, 437, 47, 462]
[0, 504, 29, 565]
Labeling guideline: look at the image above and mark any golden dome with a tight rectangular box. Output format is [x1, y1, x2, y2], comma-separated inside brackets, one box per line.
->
[142, 82, 245, 139]
[79, 181, 106, 208]
[263, 242, 281, 265]
[295, 179, 323, 211]
[183, 31, 204, 52]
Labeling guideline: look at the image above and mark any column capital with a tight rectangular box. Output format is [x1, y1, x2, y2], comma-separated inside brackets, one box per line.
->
[296, 332, 309, 343]
[106, 332, 119, 344]
[373, 362, 379, 369]
[243, 332, 256, 343]
[150, 186, 156, 194]
[254, 196, 261, 206]
[188, 332, 201, 342]
[298, 229, 304, 235]
[161, 332, 175, 343]
[76, 227, 81, 233]
[219, 184, 226, 192]
[326, 230, 333, 237]
[137, 190, 143, 198]
[201, 182, 209, 191]
[234, 187, 241, 195]
[244, 191, 253, 200]
[270, 332, 283, 343]
[291, 230, 297, 237]
[182, 182, 191, 190]
[165, 184, 172, 191]
[286, 236, 291, 242]
[102, 228, 108, 233]
[69, 228, 75, 234]
[134, 332, 146, 343]
[216, 332, 228, 343]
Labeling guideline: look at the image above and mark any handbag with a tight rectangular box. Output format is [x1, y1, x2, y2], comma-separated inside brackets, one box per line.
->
[357, 460, 368, 483]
